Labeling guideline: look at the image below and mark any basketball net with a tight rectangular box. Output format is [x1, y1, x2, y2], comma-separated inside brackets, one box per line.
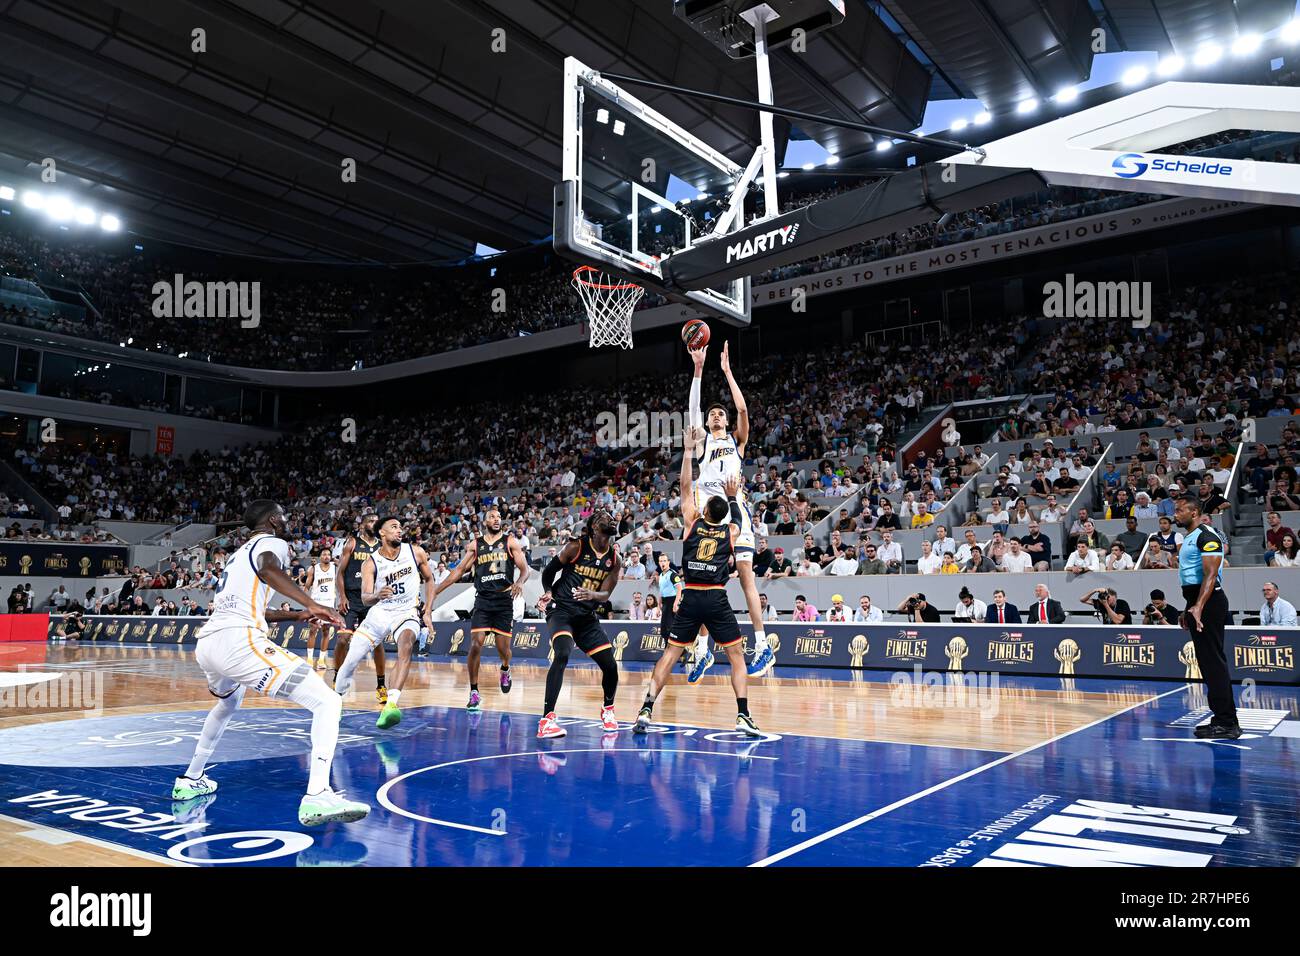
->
[573, 265, 643, 349]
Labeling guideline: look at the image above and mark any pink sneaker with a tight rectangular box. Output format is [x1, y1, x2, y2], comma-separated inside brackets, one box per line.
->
[600, 705, 619, 733]
[537, 712, 567, 739]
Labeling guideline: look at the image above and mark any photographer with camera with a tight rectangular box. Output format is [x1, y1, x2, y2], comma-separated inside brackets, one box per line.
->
[1142, 589, 1173, 625]
[895, 592, 941, 623]
[1079, 586, 1133, 625]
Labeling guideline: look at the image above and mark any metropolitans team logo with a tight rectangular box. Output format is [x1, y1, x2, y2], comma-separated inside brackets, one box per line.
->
[794, 627, 833, 659]
[1233, 634, 1295, 675]
[886, 629, 927, 662]
[987, 630, 1033, 666]
[1103, 632, 1155, 669]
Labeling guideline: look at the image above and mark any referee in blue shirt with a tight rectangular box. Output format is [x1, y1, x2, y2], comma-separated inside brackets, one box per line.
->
[1174, 495, 1239, 738]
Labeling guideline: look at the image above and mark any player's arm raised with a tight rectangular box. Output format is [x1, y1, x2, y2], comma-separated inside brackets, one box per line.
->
[687, 345, 708, 429]
[430, 540, 475, 604]
[334, 537, 353, 615]
[257, 552, 340, 626]
[681, 425, 702, 526]
[507, 534, 531, 598]
[361, 555, 392, 607]
[720, 341, 749, 453]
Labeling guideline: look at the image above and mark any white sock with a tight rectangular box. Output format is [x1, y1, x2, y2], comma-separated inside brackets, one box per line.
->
[694, 635, 709, 658]
[184, 686, 245, 778]
[388, 688, 402, 707]
[306, 649, 315, 662]
[287, 671, 342, 796]
[334, 632, 373, 697]
[754, 629, 768, 650]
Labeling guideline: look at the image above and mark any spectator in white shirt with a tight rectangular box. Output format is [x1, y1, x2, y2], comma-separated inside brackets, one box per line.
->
[916, 539, 942, 574]
[876, 530, 903, 573]
[1038, 496, 1068, 524]
[1104, 542, 1135, 571]
[828, 546, 860, 576]
[931, 525, 956, 557]
[1065, 541, 1100, 575]
[1000, 538, 1033, 573]
[955, 529, 983, 565]
[853, 595, 884, 623]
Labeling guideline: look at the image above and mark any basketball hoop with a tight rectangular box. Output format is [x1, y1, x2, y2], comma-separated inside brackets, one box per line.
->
[572, 265, 643, 349]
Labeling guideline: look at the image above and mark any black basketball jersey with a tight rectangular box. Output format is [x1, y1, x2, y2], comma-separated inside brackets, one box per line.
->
[553, 536, 616, 613]
[474, 533, 514, 603]
[682, 517, 733, 586]
[345, 534, 379, 600]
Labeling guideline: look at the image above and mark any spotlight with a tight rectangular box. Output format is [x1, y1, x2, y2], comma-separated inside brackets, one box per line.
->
[1053, 86, 1078, 104]
[22, 191, 44, 209]
[612, 120, 625, 136]
[596, 108, 610, 124]
[46, 195, 74, 222]
[1193, 43, 1221, 67]
[874, 141, 891, 152]
[1016, 99, 1038, 114]
[801, 162, 815, 171]
[1284, 19, 1300, 44]
[1121, 66, 1149, 86]
[1157, 55, 1184, 76]
[1231, 34, 1261, 57]
[950, 118, 968, 132]
[0, 186, 13, 201]
[826, 154, 840, 165]
[973, 111, 992, 125]
[100, 214, 121, 232]
[75, 206, 96, 225]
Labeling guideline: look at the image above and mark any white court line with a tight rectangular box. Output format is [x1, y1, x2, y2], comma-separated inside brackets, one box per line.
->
[750, 682, 1191, 867]
[0, 812, 194, 866]
[377, 748, 777, 836]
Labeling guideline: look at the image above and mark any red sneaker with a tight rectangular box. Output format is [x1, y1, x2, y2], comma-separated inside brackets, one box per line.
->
[600, 704, 619, 733]
[537, 712, 567, 739]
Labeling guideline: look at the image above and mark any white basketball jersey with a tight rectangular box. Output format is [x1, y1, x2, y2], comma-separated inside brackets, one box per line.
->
[202, 532, 290, 634]
[312, 561, 338, 608]
[698, 431, 744, 499]
[370, 543, 421, 611]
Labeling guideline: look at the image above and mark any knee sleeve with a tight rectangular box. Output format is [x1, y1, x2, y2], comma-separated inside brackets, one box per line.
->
[287, 669, 343, 717]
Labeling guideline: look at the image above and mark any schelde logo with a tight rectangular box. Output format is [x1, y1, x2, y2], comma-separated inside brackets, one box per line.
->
[1112, 153, 1148, 178]
[726, 223, 800, 263]
[1112, 152, 1234, 180]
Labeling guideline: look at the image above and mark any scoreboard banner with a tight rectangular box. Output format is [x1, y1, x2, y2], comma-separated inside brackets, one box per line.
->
[0, 543, 129, 577]
[53, 616, 1298, 684]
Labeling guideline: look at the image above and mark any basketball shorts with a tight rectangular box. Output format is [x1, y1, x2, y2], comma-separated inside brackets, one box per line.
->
[195, 625, 308, 700]
[343, 597, 369, 632]
[470, 598, 514, 637]
[668, 588, 742, 648]
[353, 604, 421, 651]
[546, 607, 611, 656]
[694, 485, 754, 559]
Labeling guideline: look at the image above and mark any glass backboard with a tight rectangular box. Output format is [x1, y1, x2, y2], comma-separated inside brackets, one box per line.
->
[555, 56, 751, 324]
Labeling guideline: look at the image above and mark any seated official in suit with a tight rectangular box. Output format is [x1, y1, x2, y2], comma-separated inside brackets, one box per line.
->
[1026, 583, 1067, 624]
[984, 589, 1021, 624]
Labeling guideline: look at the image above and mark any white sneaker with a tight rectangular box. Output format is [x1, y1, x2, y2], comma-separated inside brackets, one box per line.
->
[298, 788, 370, 827]
[171, 773, 218, 800]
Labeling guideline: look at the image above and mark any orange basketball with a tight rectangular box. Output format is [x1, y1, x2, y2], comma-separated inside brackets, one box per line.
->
[682, 319, 710, 350]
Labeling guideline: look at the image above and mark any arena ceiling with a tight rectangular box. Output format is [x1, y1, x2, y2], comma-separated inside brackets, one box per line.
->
[0, 0, 1292, 263]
